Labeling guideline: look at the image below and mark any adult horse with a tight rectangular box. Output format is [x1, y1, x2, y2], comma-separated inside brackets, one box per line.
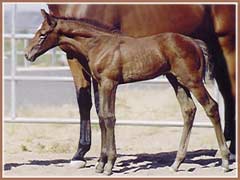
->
[47, 4, 236, 167]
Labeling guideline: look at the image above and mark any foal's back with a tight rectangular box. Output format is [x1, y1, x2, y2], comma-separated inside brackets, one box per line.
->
[118, 33, 204, 83]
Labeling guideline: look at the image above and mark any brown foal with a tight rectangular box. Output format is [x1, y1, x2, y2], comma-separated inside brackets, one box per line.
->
[25, 10, 230, 175]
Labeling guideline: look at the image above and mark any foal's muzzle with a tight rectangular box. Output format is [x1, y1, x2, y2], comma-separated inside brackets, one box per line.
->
[24, 52, 36, 62]
[24, 46, 40, 62]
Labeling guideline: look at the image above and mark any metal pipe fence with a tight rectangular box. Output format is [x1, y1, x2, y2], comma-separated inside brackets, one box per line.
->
[4, 4, 222, 128]
[10, 4, 16, 120]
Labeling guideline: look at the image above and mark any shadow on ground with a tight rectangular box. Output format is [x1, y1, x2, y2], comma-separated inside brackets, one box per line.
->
[115, 149, 235, 174]
[4, 157, 95, 171]
[4, 149, 235, 174]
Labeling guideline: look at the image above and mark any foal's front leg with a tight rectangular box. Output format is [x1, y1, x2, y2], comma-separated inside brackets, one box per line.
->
[95, 79, 117, 175]
[94, 80, 108, 173]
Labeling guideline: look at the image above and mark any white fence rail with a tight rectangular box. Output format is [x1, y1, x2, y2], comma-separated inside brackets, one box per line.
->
[4, 4, 220, 128]
[4, 117, 214, 128]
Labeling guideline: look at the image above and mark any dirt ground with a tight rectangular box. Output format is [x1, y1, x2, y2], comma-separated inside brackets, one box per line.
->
[3, 124, 237, 177]
[3, 83, 237, 177]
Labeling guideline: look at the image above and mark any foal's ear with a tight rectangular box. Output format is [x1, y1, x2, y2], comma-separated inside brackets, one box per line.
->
[41, 9, 57, 28]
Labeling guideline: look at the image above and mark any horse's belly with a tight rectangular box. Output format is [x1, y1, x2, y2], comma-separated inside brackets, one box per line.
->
[120, 5, 205, 37]
[120, 46, 169, 83]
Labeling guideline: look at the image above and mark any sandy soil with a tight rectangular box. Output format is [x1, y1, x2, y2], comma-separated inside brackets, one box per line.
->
[3, 124, 237, 177]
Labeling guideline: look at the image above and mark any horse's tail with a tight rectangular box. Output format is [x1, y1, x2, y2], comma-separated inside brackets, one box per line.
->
[195, 39, 213, 81]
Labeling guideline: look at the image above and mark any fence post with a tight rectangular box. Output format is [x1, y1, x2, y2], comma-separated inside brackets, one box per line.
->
[23, 39, 29, 67]
[52, 48, 56, 65]
[10, 4, 17, 120]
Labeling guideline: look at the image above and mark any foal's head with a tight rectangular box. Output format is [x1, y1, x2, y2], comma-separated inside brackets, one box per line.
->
[25, 9, 59, 62]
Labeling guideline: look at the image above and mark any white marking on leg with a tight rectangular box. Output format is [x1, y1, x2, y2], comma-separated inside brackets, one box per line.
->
[70, 160, 86, 168]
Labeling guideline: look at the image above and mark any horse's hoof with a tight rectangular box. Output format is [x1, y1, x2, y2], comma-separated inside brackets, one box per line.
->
[104, 165, 113, 176]
[222, 166, 230, 173]
[222, 159, 230, 172]
[70, 160, 86, 168]
[168, 165, 178, 172]
[104, 170, 112, 176]
[169, 161, 179, 172]
[95, 162, 105, 173]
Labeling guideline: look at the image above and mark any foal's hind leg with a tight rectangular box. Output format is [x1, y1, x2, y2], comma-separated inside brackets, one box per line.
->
[166, 74, 196, 171]
[187, 82, 230, 171]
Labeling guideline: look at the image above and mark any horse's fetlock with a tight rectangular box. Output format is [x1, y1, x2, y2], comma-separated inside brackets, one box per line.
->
[176, 153, 185, 162]
[99, 153, 108, 163]
[221, 146, 230, 159]
[108, 151, 117, 160]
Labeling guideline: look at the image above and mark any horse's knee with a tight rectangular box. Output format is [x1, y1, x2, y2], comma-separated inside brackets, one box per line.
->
[101, 114, 116, 129]
[98, 118, 105, 130]
[77, 87, 92, 111]
[104, 117, 116, 129]
[99, 112, 116, 128]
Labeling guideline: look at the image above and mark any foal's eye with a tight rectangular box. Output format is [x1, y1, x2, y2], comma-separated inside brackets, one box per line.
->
[40, 33, 46, 39]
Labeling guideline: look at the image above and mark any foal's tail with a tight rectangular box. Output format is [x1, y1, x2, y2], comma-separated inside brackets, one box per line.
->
[195, 39, 213, 81]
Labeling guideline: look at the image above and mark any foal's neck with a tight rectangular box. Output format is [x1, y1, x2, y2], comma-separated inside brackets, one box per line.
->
[57, 19, 115, 56]
[57, 19, 113, 38]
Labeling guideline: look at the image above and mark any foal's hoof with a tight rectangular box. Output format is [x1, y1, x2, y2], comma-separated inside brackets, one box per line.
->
[95, 162, 105, 173]
[168, 165, 178, 172]
[103, 163, 113, 176]
[169, 161, 179, 172]
[70, 160, 86, 168]
[222, 159, 230, 172]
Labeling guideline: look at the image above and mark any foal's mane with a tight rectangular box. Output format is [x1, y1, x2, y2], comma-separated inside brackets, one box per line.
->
[53, 15, 121, 34]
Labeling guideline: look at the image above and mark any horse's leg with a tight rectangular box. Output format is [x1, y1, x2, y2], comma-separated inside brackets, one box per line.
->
[218, 37, 235, 97]
[209, 41, 236, 156]
[211, 5, 236, 155]
[214, 60, 236, 157]
[93, 79, 108, 173]
[67, 56, 92, 168]
[217, 35, 236, 156]
[219, 37, 236, 157]
[96, 79, 117, 175]
[188, 82, 230, 171]
[166, 74, 196, 171]
[211, 5, 236, 97]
